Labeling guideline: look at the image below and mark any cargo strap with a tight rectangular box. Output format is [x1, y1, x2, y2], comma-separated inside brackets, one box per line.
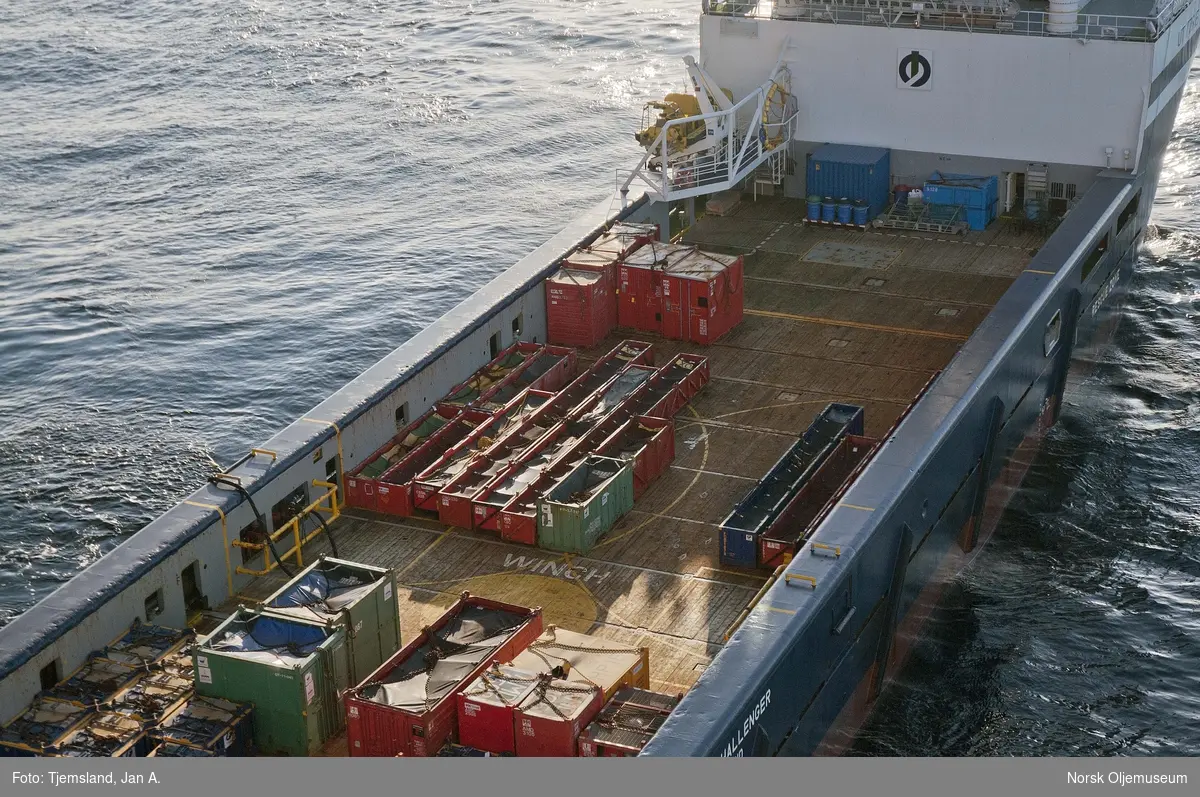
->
[520, 677, 597, 721]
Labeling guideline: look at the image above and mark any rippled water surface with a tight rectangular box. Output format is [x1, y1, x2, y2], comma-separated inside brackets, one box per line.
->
[2, 1, 1198, 756]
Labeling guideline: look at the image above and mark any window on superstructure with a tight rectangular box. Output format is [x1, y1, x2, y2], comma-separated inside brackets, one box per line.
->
[1118, 192, 1141, 236]
[395, 402, 408, 430]
[489, 332, 501, 360]
[39, 660, 61, 691]
[144, 589, 164, 620]
[512, 314, 523, 340]
[1080, 234, 1110, 283]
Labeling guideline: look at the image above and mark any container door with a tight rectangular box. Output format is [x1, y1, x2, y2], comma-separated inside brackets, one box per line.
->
[660, 274, 685, 340]
[347, 599, 382, 687]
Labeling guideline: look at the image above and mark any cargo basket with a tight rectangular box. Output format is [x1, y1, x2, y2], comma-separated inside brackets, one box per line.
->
[50, 711, 151, 757]
[194, 608, 349, 756]
[0, 698, 94, 757]
[150, 696, 254, 757]
[718, 403, 864, 568]
[536, 456, 634, 554]
[345, 593, 543, 758]
[261, 555, 402, 686]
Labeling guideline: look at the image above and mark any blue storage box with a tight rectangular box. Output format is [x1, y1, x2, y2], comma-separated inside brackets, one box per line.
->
[922, 172, 999, 231]
[806, 145, 891, 221]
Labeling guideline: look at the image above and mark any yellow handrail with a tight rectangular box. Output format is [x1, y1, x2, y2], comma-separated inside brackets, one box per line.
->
[723, 564, 788, 642]
[234, 480, 341, 577]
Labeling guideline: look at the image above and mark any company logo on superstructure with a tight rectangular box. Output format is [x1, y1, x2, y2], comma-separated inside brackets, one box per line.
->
[897, 49, 933, 90]
[720, 689, 771, 757]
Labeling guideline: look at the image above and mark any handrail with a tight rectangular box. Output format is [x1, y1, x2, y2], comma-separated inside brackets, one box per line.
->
[703, 0, 1187, 42]
[233, 479, 340, 577]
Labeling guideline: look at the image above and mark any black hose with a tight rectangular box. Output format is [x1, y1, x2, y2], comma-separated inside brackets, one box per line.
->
[208, 474, 295, 580]
[308, 509, 340, 559]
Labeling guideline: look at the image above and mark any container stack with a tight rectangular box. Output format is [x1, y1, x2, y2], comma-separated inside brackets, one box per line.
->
[577, 687, 682, 757]
[546, 222, 659, 348]
[344, 342, 577, 515]
[192, 608, 350, 756]
[259, 556, 402, 687]
[618, 243, 744, 345]
[345, 593, 544, 757]
[0, 621, 200, 758]
[399, 341, 706, 555]
[805, 144, 892, 226]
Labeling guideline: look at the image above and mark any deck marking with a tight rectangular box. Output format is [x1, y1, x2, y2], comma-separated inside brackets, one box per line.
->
[669, 464, 756, 481]
[745, 308, 969, 341]
[839, 503, 876, 512]
[743, 275, 996, 310]
[591, 404, 712, 552]
[696, 566, 770, 583]
[714, 373, 919, 408]
[626, 509, 720, 528]
[393, 524, 455, 581]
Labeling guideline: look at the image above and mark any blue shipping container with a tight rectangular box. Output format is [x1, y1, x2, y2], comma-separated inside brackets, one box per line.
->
[150, 696, 254, 757]
[923, 172, 999, 231]
[806, 144, 891, 221]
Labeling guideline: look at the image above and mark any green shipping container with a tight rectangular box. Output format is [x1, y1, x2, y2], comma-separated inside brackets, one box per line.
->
[193, 608, 350, 756]
[537, 455, 634, 553]
[260, 556, 401, 686]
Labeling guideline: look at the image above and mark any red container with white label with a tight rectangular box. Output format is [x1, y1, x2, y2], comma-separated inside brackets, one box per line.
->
[546, 268, 614, 348]
[659, 249, 744, 345]
[618, 243, 693, 333]
[456, 665, 540, 755]
[513, 679, 603, 757]
[344, 594, 543, 758]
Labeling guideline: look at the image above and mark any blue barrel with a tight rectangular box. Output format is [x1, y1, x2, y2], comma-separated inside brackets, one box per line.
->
[806, 195, 822, 222]
[836, 198, 853, 225]
[821, 197, 836, 222]
[852, 200, 869, 226]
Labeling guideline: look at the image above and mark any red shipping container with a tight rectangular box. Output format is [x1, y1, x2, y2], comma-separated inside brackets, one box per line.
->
[577, 687, 681, 757]
[344, 404, 461, 511]
[345, 594, 544, 758]
[372, 408, 493, 517]
[593, 415, 675, 500]
[660, 249, 744, 345]
[545, 268, 613, 349]
[513, 679, 603, 757]
[618, 243, 693, 333]
[456, 665, 540, 755]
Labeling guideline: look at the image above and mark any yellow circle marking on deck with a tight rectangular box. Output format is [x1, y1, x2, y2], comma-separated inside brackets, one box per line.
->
[409, 572, 599, 633]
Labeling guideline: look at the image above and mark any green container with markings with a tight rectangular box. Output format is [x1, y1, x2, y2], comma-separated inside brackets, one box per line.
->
[260, 556, 401, 687]
[536, 455, 634, 554]
[193, 607, 350, 756]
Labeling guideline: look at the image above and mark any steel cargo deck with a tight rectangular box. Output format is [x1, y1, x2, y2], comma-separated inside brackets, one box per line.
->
[209, 198, 1045, 755]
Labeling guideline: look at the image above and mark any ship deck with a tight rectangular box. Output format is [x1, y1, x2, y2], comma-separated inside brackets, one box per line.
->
[213, 197, 1048, 754]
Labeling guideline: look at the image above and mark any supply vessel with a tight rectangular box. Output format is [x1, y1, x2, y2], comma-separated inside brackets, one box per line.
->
[2, 0, 1196, 758]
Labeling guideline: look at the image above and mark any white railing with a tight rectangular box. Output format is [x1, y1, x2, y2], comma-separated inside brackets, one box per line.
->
[618, 82, 798, 204]
[704, 0, 1188, 42]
